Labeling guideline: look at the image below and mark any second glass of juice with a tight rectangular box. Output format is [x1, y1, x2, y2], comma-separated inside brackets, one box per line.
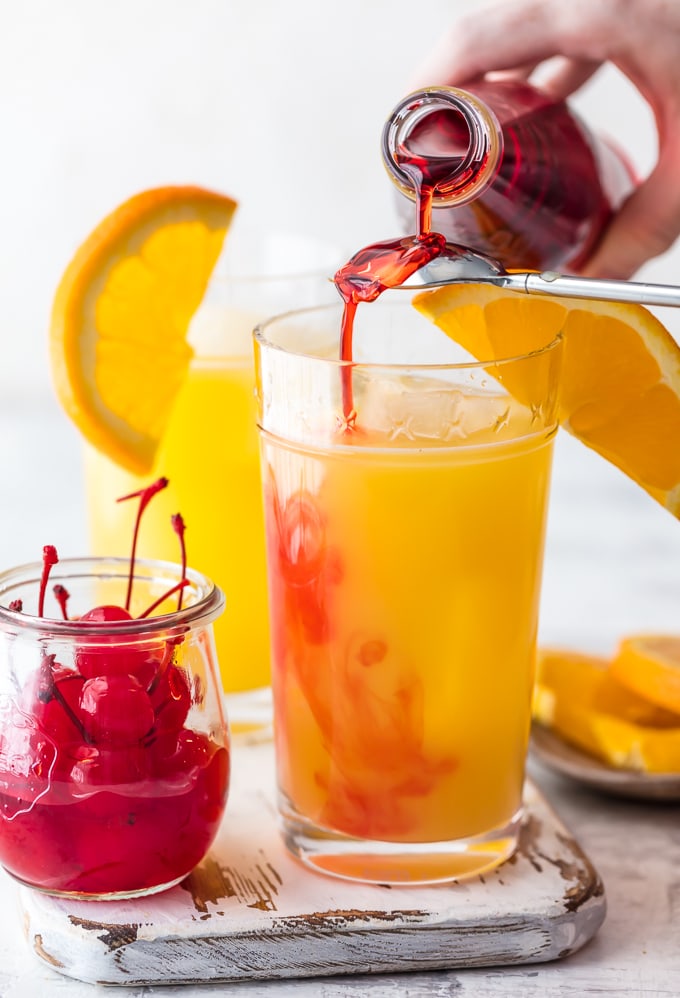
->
[84, 231, 339, 737]
[255, 294, 563, 884]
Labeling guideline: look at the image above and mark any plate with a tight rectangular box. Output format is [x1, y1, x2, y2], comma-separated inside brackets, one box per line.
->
[530, 723, 680, 801]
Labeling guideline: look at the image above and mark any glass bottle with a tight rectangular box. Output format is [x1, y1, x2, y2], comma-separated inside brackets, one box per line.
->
[381, 79, 636, 271]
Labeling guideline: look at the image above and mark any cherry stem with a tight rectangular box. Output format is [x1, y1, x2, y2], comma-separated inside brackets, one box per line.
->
[38, 546, 59, 617]
[137, 579, 188, 620]
[171, 513, 187, 610]
[53, 584, 70, 621]
[39, 653, 91, 743]
[145, 635, 181, 696]
[117, 477, 169, 612]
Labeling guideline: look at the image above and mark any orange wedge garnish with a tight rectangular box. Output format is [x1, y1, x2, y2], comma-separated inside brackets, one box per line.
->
[413, 285, 680, 516]
[50, 186, 237, 473]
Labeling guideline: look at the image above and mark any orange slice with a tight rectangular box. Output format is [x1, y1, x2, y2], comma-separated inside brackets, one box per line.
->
[610, 635, 680, 714]
[413, 285, 680, 516]
[535, 648, 680, 726]
[50, 186, 237, 473]
[534, 648, 680, 772]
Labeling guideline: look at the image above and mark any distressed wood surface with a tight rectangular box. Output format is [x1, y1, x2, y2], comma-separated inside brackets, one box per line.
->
[19, 741, 605, 988]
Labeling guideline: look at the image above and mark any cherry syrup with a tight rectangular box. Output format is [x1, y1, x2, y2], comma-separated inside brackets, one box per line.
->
[333, 180, 446, 421]
[0, 479, 229, 897]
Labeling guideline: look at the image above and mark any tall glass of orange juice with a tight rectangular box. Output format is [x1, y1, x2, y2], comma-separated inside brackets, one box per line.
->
[84, 230, 340, 736]
[254, 293, 562, 884]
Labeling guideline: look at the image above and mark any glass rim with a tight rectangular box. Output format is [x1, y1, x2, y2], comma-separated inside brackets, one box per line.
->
[253, 300, 564, 371]
[0, 556, 225, 637]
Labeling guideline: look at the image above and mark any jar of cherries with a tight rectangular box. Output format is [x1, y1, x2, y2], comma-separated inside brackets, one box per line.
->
[0, 479, 230, 900]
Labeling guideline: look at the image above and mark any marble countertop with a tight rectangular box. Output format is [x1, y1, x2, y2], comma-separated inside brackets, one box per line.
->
[0, 393, 679, 995]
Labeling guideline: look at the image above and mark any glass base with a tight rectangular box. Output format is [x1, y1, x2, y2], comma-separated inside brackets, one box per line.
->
[224, 686, 273, 742]
[279, 800, 523, 885]
[8, 870, 188, 902]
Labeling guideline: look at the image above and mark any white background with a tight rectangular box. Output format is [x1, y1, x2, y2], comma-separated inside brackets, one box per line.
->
[1, 0, 680, 649]
[0, 0, 671, 397]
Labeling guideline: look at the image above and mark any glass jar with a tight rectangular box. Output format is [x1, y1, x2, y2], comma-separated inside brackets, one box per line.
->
[0, 556, 229, 900]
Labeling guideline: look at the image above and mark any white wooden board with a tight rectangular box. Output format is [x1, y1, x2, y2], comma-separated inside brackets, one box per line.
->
[21, 741, 606, 987]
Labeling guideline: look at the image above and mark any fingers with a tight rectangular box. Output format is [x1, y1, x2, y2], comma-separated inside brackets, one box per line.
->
[405, 0, 680, 277]
[580, 138, 680, 278]
[484, 63, 541, 83]
[408, 0, 565, 88]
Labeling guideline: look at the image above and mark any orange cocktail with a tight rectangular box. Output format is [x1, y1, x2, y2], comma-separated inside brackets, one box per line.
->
[84, 231, 338, 734]
[255, 296, 562, 884]
[85, 358, 265, 696]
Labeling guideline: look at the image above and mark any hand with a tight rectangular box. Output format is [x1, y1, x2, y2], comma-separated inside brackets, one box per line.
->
[410, 0, 680, 278]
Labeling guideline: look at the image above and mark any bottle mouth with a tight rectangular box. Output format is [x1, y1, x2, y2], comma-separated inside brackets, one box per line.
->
[382, 87, 503, 207]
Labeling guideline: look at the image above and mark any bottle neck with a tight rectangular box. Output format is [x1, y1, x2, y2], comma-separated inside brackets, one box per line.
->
[381, 87, 503, 208]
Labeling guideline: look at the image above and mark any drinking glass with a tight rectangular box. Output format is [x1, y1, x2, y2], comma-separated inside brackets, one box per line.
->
[0, 556, 229, 900]
[84, 232, 340, 738]
[254, 293, 562, 884]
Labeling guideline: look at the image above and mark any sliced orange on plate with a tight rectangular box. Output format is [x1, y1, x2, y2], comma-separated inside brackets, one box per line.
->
[50, 186, 237, 474]
[413, 284, 680, 516]
[533, 647, 680, 773]
[535, 648, 680, 727]
[610, 635, 680, 714]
